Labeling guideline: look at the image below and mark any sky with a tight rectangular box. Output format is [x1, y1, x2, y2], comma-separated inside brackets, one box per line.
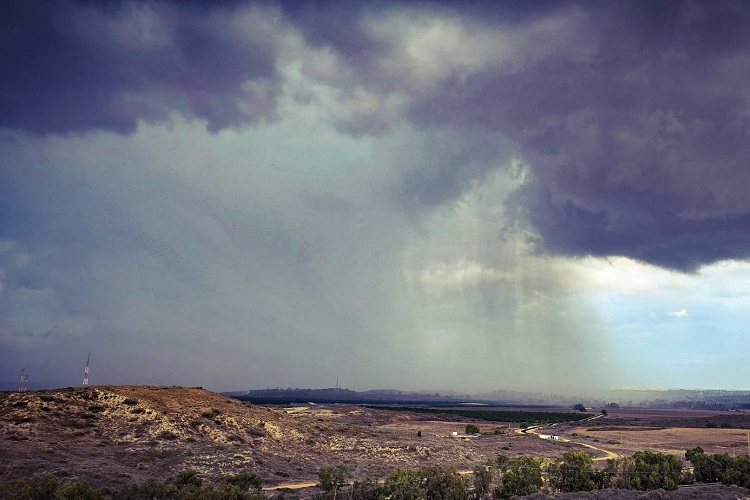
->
[2, 0, 750, 395]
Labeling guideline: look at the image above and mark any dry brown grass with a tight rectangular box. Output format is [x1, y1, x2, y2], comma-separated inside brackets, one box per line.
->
[2, 387, 749, 492]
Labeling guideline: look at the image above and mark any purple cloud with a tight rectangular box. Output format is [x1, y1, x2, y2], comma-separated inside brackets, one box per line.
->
[4, 0, 750, 271]
[0, 1, 281, 134]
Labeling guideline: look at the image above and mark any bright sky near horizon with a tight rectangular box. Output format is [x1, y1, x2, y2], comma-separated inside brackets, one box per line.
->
[2, 1, 750, 394]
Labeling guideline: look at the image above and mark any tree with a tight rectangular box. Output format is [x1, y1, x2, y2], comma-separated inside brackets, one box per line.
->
[498, 456, 543, 499]
[630, 451, 682, 490]
[465, 423, 480, 435]
[172, 470, 203, 488]
[384, 468, 424, 500]
[422, 467, 468, 500]
[318, 465, 351, 493]
[384, 467, 468, 500]
[223, 473, 262, 491]
[608, 457, 636, 490]
[349, 478, 385, 500]
[0, 474, 59, 500]
[691, 452, 726, 483]
[548, 451, 597, 492]
[685, 446, 704, 462]
[473, 466, 493, 500]
[54, 481, 103, 500]
[721, 454, 750, 488]
[112, 478, 179, 500]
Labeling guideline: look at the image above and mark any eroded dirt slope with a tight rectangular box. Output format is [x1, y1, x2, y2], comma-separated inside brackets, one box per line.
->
[0, 386, 531, 490]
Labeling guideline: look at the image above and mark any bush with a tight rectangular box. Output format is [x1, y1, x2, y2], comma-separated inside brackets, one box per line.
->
[223, 472, 262, 491]
[384, 466, 467, 500]
[498, 456, 543, 498]
[465, 424, 480, 435]
[172, 470, 202, 488]
[548, 451, 597, 492]
[122, 398, 138, 406]
[0, 473, 59, 500]
[54, 480, 103, 500]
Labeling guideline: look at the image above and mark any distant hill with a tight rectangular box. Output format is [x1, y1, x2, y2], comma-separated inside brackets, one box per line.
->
[231, 387, 477, 405]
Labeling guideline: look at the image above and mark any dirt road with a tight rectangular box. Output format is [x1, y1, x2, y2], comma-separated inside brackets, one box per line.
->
[520, 414, 621, 462]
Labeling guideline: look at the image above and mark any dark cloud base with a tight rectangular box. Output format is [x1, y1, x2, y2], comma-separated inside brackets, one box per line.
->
[3, 0, 750, 273]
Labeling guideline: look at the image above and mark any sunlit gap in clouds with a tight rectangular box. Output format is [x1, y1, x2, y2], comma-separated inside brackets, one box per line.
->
[399, 168, 617, 395]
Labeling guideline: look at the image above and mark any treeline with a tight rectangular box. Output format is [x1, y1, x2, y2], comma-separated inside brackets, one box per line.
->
[0, 470, 264, 500]
[687, 447, 750, 488]
[3, 449, 750, 500]
[318, 449, 750, 499]
[365, 406, 591, 424]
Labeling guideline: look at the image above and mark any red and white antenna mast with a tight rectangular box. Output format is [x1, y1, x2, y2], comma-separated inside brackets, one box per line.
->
[82, 352, 90, 386]
[19, 368, 28, 392]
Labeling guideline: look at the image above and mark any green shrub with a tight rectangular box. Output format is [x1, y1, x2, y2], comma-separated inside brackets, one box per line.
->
[55, 480, 103, 500]
[465, 424, 480, 435]
[0, 473, 59, 500]
[318, 465, 351, 492]
[172, 470, 202, 488]
[223, 472, 262, 491]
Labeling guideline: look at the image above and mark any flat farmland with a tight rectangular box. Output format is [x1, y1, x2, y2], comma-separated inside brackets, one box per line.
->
[547, 407, 750, 463]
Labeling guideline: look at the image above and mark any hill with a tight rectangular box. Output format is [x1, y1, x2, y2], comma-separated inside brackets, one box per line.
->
[0, 385, 503, 491]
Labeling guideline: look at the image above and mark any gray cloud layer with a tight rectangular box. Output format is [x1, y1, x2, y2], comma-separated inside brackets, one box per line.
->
[1, 0, 749, 392]
[4, 1, 749, 270]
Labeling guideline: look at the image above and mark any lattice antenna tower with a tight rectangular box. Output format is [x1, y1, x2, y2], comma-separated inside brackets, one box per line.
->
[19, 368, 28, 392]
[82, 351, 90, 386]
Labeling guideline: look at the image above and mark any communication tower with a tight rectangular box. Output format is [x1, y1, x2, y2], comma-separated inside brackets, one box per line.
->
[82, 352, 90, 386]
[19, 368, 28, 392]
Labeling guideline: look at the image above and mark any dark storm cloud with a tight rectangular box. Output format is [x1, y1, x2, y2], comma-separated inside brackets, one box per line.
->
[4, 0, 750, 273]
[0, 1, 280, 134]
[401, 1, 750, 271]
[279, 0, 750, 271]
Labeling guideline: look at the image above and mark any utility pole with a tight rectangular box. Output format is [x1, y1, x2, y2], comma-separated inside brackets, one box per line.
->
[82, 352, 90, 386]
[19, 368, 28, 392]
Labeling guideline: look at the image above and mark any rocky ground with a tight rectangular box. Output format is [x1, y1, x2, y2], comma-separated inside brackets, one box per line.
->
[0, 385, 541, 492]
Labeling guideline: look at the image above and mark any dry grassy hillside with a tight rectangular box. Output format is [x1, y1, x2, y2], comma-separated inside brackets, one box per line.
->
[0, 385, 517, 491]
